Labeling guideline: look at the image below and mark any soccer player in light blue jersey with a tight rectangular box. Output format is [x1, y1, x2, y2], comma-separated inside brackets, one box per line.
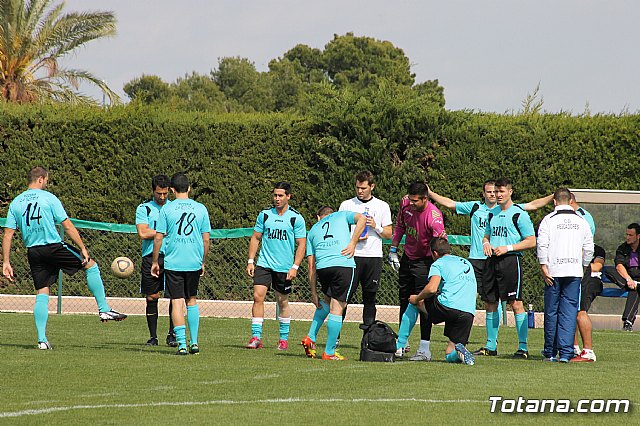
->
[481, 178, 537, 359]
[408, 237, 477, 365]
[246, 182, 306, 350]
[135, 174, 176, 347]
[151, 173, 211, 355]
[428, 181, 552, 357]
[2, 167, 126, 350]
[301, 206, 366, 360]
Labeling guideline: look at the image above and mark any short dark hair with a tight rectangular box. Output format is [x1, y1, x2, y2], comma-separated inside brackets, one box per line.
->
[483, 179, 496, 191]
[170, 172, 189, 193]
[152, 175, 170, 190]
[28, 166, 49, 183]
[430, 237, 451, 255]
[407, 181, 428, 197]
[355, 170, 375, 186]
[494, 177, 512, 189]
[553, 187, 572, 204]
[627, 223, 640, 235]
[316, 206, 334, 217]
[274, 181, 291, 195]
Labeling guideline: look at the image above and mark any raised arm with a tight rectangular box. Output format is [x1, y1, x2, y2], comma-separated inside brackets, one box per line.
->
[524, 194, 553, 211]
[427, 186, 457, 210]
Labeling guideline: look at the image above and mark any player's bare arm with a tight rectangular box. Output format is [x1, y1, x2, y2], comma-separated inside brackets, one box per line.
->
[2, 228, 15, 281]
[342, 213, 367, 258]
[246, 231, 262, 278]
[150, 232, 164, 278]
[136, 223, 156, 240]
[427, 186, 457, 210]
[287, 237, 306, 281]
[61, 219, 90, 266]
[524, 194, 553, 211]
[307, 255, 320, 308]
[201, 232, 210, 277]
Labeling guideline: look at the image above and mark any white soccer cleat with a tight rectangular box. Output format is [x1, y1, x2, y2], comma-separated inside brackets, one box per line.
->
[394, 347, 404, 358]
[37, 341, 52, 350]
[409, 350, 432, 361]
[99, 310, 127, 322]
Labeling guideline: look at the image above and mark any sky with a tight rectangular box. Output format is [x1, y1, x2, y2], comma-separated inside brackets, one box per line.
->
[64, 0, 639, 114]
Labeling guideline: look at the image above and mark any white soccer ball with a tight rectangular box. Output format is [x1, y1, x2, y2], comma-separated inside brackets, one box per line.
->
[111, 256, 134, 278]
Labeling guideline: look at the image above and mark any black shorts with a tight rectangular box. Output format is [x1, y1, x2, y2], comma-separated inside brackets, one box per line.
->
[165, 270, 201, 300]
[398, 254, 433, 300]
[27, 242, 85, 290]
[580, 275, 603, 312]
[140, 254, 165, 296]
[469, 258, 487, 297]
[347, 257, 382, 303]
[424, 296, 474, 345]
[317, 267, 356, 303]
[253, 265, 292, 294]
[483, 254, 524, 303]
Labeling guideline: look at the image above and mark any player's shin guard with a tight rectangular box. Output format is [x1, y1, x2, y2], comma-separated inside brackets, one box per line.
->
[85, 264, 110, 313]
[251, 317, 264, 338]
[397, 303, 419, 350]
[34, 294, 49, 343]
[174, 325, 187, 349]
[146, 299, 159, 338]
[445, 350, 460, 363]
[485, 311, 500, 351]
[278, 316, 291, 341]
[515, 312, 528, 351]
[187, 305, 200, 345]
[308, 300, 330, 341]
[325, 314, 343, 356]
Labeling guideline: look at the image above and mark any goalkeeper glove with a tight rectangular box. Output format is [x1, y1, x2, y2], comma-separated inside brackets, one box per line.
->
[387, 246, 400, 272]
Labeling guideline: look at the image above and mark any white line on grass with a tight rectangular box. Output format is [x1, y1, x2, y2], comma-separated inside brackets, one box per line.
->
[0, 398, 486, 418]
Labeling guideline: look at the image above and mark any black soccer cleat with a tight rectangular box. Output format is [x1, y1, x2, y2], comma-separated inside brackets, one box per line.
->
[472, 347, 497, 356]
[166, 332, 178, 347]
[512, 349, 529, 359]
[146, 337, 159, 346]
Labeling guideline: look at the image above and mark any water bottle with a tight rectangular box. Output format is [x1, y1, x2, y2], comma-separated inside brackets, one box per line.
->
[359, 207, 370, 239]
[527, 304, 535, 328]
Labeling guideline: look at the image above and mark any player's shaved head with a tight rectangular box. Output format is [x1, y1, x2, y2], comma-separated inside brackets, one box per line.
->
[316, 206, 334, 218]
[553, 188, 572, 204]
[28, 166, 48, 183]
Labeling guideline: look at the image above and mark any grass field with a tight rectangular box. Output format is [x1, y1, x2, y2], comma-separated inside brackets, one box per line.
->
[1, 313, 637, 425]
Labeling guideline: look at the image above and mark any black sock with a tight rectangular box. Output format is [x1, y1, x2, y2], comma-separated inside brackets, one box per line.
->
[146, 299, 159, 339]
[168, 300, 174, 334]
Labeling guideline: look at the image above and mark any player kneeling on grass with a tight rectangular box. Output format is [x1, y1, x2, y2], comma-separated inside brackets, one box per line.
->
[2, 167, 126, 350]
[404, 238, 477, 365]
[151, 173, 211, 356]
[301, 206, 367, 361]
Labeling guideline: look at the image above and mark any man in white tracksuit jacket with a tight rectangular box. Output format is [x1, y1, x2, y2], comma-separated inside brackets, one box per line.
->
[537, 188, 594, 362]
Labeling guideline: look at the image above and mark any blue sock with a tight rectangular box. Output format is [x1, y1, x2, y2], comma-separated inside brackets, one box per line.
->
[174, 325, 187, 349]
[85, 264, 110, 312]
[187, 305, 199, 346]
[279, 317, 291, 341]
[325, 314, 343, 355]
[515, 312, 528, 351]
[485, 311, 500, 351]
[308, 301, 330, 342]
[251, 317, 263, 338]
[34, 294, 49, 343]
[445, 350, 460, 363]
[397, 304, 419, 350]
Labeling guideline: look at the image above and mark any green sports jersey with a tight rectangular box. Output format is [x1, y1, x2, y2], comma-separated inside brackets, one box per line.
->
[5, 189, 67, 248]
[307, 211, 357, 269]
[254, 206, 306, 273]
[484, 203, 535, 254]
[156, 199, 211, 271]
[429, 254, 477, 315]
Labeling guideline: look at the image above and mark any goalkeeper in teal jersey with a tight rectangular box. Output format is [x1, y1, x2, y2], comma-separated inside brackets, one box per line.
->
[480, 178, 537, 359]
[246, 182, 307, 350]
[2, 167, 126, 350]
[151, 173, 211, 356]
[301, 206, 367, 360]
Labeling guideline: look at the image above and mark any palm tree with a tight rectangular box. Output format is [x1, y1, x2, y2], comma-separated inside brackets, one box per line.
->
[0, 0, 120, 105]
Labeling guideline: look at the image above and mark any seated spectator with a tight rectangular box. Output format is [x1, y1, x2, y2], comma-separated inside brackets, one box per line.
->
[614, 223, 640, 331]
